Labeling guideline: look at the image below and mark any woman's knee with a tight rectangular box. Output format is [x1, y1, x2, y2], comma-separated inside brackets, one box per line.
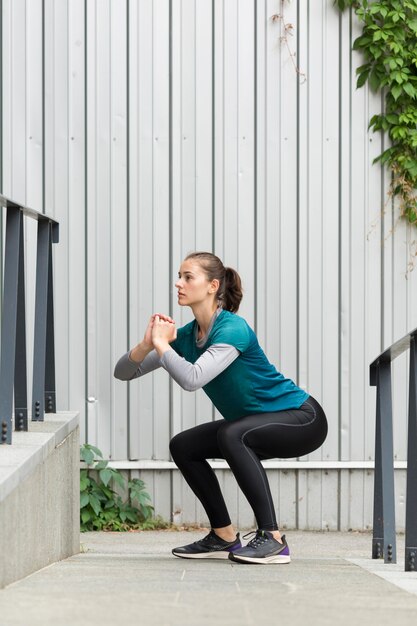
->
[169, 431, 188, 460]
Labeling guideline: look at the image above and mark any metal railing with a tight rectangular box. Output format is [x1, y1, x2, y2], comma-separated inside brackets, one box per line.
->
[0, 194, 59, 445]
[370, 327, 417, 571]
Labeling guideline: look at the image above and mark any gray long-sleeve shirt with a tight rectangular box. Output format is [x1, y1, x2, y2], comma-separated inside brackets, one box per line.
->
[113, 343, 239, 391]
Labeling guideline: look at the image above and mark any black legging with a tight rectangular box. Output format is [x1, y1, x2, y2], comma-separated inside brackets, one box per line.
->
[169, 396, 328, 531]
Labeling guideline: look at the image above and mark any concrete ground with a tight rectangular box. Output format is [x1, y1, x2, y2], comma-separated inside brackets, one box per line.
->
[1, 529, 417, 626]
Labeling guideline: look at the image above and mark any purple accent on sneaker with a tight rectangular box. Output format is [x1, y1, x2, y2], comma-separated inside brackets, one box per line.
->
[280, 545, 290, 556]
[228, 542, 243, 552]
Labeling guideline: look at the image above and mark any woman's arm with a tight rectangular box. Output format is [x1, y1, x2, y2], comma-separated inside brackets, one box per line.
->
[160, 344, 239, 391]
[114, 349, 162, 381]
[150, 314, 239, 390]
[114, 313, 175, 380]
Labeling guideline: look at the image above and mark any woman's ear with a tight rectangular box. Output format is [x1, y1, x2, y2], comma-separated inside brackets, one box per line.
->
[209, 279, 220, 294]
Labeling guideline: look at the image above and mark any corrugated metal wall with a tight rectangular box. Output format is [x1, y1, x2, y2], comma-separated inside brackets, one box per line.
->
[1, 0, 417, 530]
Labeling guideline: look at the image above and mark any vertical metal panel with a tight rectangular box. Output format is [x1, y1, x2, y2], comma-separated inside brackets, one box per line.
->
[128, 0, 171, 461]
[27, 0, 43, 211]
[109, 0, 128, 459]
[4, 0, 26, 201]
[42, 0, 87, 443]
[150, 0, 171, 461]
[277, 0, 298, 385]
[67, 0, 87, 442]
[86, 0, 108, 454]
[344, 9, 382, 465]
[44, 0, 70, 419]
[339, 7, 352, 465]
[86, 0, 128, 459]
[298, 0, 341, 462]
[170, 0, 214, 444]
[128, 0, 156, 460]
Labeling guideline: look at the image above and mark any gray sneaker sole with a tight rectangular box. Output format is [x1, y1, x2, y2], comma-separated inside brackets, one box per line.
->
[172, 550, 233, 559]
[229, 553, 291, 564]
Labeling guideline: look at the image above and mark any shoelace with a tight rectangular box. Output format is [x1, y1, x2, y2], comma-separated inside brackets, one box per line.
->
[242, 530, 270, 549]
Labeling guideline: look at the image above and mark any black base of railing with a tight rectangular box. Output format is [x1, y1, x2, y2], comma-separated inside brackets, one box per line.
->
[372, 538, 394, 563]
[406, 548, 417, 572]
[15, 408, 28, 431]
[45, 391, 56, 413]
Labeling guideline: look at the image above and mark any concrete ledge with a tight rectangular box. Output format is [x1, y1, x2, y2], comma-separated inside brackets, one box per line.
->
[0, 412, 80, 588]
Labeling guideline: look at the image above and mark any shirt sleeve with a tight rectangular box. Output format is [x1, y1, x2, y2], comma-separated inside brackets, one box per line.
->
[113, 349, 162, 381]
[160, 343, 239, 391]
[209, 315, 251, 353]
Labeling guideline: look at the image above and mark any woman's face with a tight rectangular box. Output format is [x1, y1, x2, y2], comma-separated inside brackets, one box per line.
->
[175, 260, 217, 307]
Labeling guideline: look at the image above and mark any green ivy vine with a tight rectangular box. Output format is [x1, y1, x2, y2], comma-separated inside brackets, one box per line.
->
[336, 0, 417, 226]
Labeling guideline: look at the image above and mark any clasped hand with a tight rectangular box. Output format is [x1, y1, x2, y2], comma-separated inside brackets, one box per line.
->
[143, 313, 177, 351]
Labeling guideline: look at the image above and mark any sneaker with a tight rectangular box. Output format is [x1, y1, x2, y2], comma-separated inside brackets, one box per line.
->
[228, 530, 291, 564]
[172, 530, 242, 559]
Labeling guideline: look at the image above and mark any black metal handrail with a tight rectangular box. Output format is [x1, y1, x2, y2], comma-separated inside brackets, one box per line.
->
[370, 327, 417, 571]
[0, 194, 59, 444]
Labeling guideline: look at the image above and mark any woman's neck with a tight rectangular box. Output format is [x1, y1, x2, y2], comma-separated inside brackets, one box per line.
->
[191, 302, 219, 337]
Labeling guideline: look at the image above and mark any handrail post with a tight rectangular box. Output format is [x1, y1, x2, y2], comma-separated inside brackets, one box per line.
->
[14, 211, 28, 431]
[0, 207, 22, 443]
[372, 360, 396, 563]
[32, 220, 52, 421]
[405, 333, 417, 571]
[45, 224, 56, 413]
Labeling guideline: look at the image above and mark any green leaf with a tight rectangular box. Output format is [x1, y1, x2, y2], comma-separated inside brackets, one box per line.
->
[125, 510, 138, 523]
[369, 69, 381, 92]
[89, 494, 102, 516]
[391, 84, 402, 100]
[357, 69, 370, 88]
[352, 36, 371, 50]
[80, 448, 94, 465]
[99, 468, 114, 487]
[403, 82, 416, 98]
[386, 114, 399, 124]
[80, 492, 90, 508]
[80, 476, 90, 492]
[87, 444, 103, 457]
[94, 460, 109, 471]
[81, 509, 91, 524]
[112, 471, 126, 489]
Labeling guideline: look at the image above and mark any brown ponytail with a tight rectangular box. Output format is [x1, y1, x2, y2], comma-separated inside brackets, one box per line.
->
[222, 267, 243, 313]
[184, 252, 243, 313]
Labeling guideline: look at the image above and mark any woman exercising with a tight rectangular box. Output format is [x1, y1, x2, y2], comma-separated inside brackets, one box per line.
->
[114, 252, 328, 564]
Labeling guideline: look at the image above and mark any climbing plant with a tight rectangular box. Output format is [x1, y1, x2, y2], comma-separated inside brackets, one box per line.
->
[336, 0, 417, 226]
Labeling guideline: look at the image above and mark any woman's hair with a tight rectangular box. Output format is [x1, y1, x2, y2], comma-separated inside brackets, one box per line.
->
[185, 252, 243, 313]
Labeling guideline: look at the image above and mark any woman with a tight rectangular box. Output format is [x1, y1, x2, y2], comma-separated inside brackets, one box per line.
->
[114, 252, 328, 565]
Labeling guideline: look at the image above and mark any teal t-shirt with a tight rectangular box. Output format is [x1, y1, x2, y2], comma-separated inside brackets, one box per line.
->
[170, 310, 309, 421]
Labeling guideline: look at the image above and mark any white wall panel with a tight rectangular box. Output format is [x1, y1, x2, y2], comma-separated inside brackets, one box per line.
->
[67, 0, 87, 444]
[128, 0, 157, 460]
[44, 0, 72, 436]
[170, 0, 214, 445]
[128, 0, 171, 461]
[2, 0, 417, 529]
[277, 0, 298, 386]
